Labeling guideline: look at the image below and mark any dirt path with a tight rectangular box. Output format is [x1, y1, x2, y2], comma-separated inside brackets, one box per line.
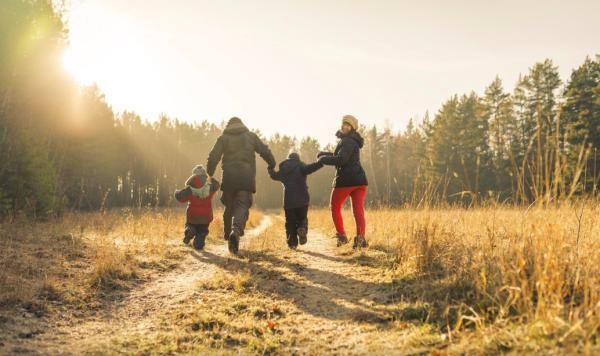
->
[9, 216, 438, 354]
[214, 225, 408, 354]
[10, 216, 273, 354]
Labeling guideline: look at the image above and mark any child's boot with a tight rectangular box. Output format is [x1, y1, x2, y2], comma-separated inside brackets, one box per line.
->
[184, 225, 196, 245]
[194, 232, 207, 250]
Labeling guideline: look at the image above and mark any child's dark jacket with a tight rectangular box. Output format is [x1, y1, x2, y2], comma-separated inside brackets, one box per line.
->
[268, 156, 322, 209]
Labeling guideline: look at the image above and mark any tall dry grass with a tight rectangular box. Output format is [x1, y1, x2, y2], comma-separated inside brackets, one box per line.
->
[0, 207, 262, 311]
[309, 204, 600, 348]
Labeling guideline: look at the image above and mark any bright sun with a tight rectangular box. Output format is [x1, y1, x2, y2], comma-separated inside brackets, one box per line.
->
[60, 1, 174, 119]
[62, 46, 96, 86]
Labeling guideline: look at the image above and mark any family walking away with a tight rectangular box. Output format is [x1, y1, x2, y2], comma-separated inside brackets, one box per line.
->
[177, 115, 369, 254]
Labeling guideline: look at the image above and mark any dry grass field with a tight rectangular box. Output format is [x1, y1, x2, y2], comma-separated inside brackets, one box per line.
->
[1, 205, 599, 354]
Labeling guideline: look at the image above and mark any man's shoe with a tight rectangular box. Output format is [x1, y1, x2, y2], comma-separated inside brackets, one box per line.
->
[287, 234, 298, 249]
[297, 227, 307, 245]
[352, 235, 368, 250]
[228, 231, 239, 254]
[336, 233, 349, 247]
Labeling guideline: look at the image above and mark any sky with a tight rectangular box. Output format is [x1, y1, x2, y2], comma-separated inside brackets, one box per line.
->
[62, 0, 600, 145]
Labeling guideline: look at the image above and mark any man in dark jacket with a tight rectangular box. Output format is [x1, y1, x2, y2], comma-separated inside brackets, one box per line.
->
[207, 117, 276, 254]
[268, 152, 323, 249]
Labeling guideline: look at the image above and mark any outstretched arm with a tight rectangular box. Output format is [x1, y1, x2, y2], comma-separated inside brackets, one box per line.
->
[252, 133, 276, 169]
[174, 187, 193, 202]
[319, 139, 355, 166]
[206, 136, 224, 176]
[300, 161, 324, 175]
[268, 166, 283, 181]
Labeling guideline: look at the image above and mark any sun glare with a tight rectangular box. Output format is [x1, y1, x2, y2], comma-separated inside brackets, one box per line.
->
[61, 33, 162, 117]
[62, 46, 95, 86]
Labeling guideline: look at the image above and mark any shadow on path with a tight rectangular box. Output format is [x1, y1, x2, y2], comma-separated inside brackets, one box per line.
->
[191, 250, 393, 324]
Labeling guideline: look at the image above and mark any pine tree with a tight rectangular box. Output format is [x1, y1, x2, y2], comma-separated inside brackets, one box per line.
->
[562, 56, 600, 192]
[426, 93, 489, 204]
[483, 76, 515, 196]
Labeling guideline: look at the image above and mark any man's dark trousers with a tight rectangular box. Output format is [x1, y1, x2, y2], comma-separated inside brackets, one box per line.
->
[221, 190, 253, 238]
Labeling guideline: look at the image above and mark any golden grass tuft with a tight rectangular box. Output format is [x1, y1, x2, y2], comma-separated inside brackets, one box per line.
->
[197, 270, 255, 294]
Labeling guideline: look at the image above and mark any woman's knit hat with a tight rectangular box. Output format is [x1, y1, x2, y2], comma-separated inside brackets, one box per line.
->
[342, 115, 358, 130]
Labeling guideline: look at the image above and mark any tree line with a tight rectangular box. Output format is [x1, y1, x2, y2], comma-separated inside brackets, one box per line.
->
[1, 0, 600, 218]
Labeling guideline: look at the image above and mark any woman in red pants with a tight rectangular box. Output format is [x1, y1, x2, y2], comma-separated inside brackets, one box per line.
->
[318, 115, 369, 249]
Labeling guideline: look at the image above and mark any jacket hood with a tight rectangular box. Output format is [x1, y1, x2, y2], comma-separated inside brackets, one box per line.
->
[336, 130, 365, 148]
[279, 156, 301, 174]
[223, 121, 249, 135]
[186, 174, 207, 188]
